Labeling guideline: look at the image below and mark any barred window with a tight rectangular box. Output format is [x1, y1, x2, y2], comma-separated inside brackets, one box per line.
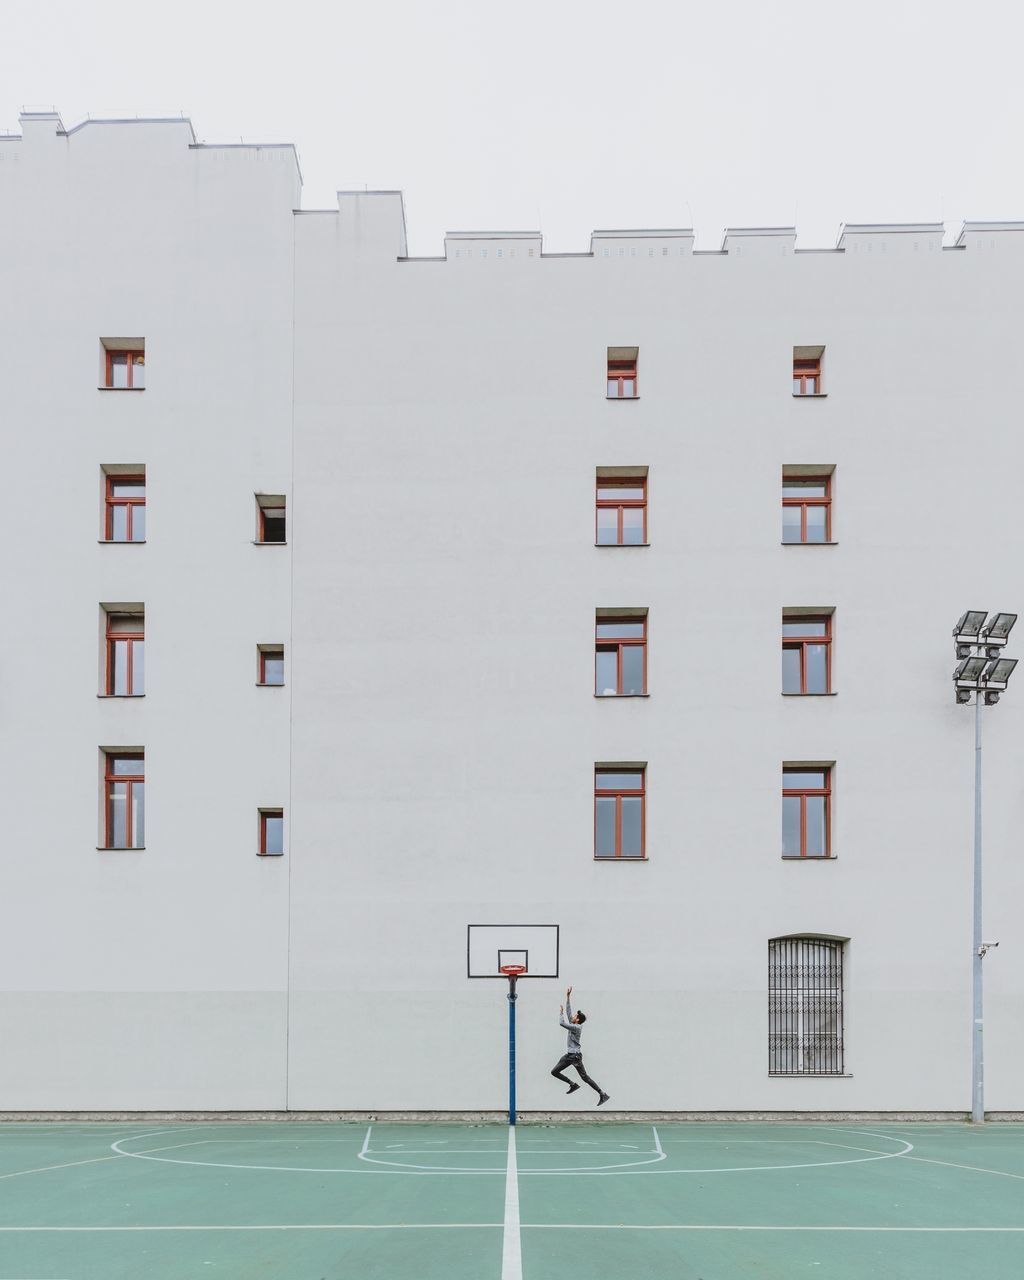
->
[768, 937, 844, 1076]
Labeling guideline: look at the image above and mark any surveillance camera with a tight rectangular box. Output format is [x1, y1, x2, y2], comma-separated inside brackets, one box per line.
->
[981, 941, 999, 949]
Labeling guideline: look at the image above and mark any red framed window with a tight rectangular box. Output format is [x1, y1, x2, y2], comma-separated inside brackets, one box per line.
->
[105, 753, 145, 849]
[260, 809, 284, 856]
[782, 474, 831, 544]
[596, 476, 647, 545]
[105, 350, 145, 389]
[106, 613, 145, 696]
[782, 615, 831, 694]
[105, 475, 146, 542]
[607, 358, 638, 398]
[793, 356, 820, 395]
[595, 768, 646, 859]
[257, 499, 286, 544]
[596, 616, 647, 696]
[782, 767, 831, 858]
[258, 647, 284, 686]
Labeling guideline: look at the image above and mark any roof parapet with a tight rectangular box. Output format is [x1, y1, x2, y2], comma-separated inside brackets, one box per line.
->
[444, 230, 543, 260]
[592, 228, 694, 257]
[336, 190, 408, 259]
[955, 221, 1024, 246]
[721, 226, 796, 255]
[837, 222, 943, 252]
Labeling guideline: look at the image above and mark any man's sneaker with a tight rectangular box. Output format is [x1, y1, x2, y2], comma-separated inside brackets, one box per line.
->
[566, 1083, 581, 1095]
[597, 1093, 610, 1106]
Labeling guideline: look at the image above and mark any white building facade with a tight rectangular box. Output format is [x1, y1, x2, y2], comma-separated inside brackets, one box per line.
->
[2, 111, 1023, 1114]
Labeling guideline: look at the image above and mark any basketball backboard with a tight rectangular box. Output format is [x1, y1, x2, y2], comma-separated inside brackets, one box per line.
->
[466, 924, 559, 979]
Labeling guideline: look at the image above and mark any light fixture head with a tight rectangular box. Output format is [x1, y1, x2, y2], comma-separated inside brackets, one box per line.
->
[985, 691, 1001, 705]
[954, 610, 988, 639]
[981, 612, 1017, 641]
[983, 656, 1017, 688]
[954, 655, 988, 684]
[956, 689, 973, 704]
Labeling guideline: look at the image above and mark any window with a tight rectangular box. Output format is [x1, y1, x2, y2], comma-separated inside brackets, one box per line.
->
[782, 767, 832, 858]
[258, 646, 284, 686]
[105, 474, 146, 542]
[102, 341, 145, 389]
[595, 767, 646, 859]
[607, 346, 638, 398]
[782, 614, 831, 694]
[256, 495, 286, 544]
[596, 472, 647, 545]
[260, 809, 284, 856]
[792, 345, 824, 395]
[104, 752, 145, 849]
[782, 474, 831, 544]
[596, 613, 647, 696]
[769, 937, 844, 1075]
[105, 612, 145, 696]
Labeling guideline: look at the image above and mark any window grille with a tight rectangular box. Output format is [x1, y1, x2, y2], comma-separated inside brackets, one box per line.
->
[768, 937, 844, 1075]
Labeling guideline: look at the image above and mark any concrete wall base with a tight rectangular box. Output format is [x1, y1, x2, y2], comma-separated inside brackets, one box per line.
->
[4, 1110, 1022, 1123]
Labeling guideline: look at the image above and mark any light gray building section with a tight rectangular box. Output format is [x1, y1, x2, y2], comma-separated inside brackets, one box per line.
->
[2, 112, 1023, 1113]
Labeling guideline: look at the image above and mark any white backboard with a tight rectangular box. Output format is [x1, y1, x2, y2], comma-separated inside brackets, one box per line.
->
[466, 924, 560, 978]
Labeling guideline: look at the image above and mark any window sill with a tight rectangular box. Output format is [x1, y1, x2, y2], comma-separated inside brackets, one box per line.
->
[594, 856, 648, 862]
[97, 694, 145, 699]
[252, 541, 288, 546]
[98, 539, 147, 545]
[606, 395, 640, 401]
[781, 855, 836, 861]
[781, 541, 838, 547]
[595, 542, 650, 548]
[97, 846, 145, 851]
[781, 692, 837, 697]
[98, 386, 145, 392]
[792, 392, 827, 398]
[594, 693, 650, 699]
[256, 683, 286, 688]
[257, 851, 285, 857]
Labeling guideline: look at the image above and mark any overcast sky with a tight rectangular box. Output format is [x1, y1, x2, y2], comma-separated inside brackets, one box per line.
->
[2, 0, 1022, 255]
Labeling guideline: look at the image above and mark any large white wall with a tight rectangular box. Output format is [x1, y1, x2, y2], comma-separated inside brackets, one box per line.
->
[2, 110, 1022, 1112]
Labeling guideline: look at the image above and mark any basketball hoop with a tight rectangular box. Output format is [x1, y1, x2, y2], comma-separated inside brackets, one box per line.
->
[499, 964, 527, 977]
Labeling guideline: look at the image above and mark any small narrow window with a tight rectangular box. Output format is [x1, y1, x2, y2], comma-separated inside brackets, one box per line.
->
[595, 767, 646, 859]
[793, 345, 824, 395]
[102, 341, 146, 389]
[256, 495, 286, 544]
[260, 809, 284, 856]
[596, 473, 647, 545]
[105, 474, 146, 542]
[769, 937, 844, 1075]
[104, 752, 145, 849]
[258, 646, 285, 686]
[782, 614, 831, 694]
[596, 613, 647, 696]
[606, 346, 638, 398]
[782, 473, 831, 544]
[782, 767, 832, 858]
[106, 612, 145, 696]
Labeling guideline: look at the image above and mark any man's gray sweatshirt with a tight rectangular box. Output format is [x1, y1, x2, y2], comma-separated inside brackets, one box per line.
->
[559, 1000, 583, 1053]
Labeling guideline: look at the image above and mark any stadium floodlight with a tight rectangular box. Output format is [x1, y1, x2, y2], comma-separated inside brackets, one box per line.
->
[981, 612, 1017, 656]
[954, 655, 988, 686]
[953, 610, 988, 640]
[982, 656, 1017, 692]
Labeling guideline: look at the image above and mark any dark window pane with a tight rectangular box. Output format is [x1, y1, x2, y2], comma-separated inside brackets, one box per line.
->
[782, 507, 802, 542]
[805, 796, 827, 856]
[805, 507, 827, 542]
[596, 621, 644, 639]
[783, 480, 827, 498]
[595, 797, 616, 856]
[596, 771, 643, 791]
[263, 656, 284, 685]
[595, 649, 618, 696]
[108, 783, 127, 847]
[262, 512, 286, 543]
[621, 508, 644, 543]
[783, 771, 826, 790]
[264, 815, 283, 855]
[621, 646, 644, 694]
[111, 756, 144, 777]
[620, 797, 643, 856]
[131, 506, 146, 541]
[110, 506, 128, 541]
[782, 795, 801, 855]
[805, 644, 828, 693]
[782, 646, 802, 694]
[107, 614, 142, 633]
[596, 508, 617, 544]
[782, 620, 828, 637]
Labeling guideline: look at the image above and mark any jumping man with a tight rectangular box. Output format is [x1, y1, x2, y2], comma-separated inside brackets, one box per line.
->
[551, 985, 610, 1106]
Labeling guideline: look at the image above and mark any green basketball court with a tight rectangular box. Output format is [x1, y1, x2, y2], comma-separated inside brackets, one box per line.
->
[2, 1120, 1023, 1278]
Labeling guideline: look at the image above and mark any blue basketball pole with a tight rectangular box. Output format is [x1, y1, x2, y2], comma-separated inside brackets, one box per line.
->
[507, 976, 517, 1126]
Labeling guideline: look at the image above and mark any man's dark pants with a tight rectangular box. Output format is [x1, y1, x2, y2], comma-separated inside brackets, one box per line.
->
[551, 1052, 604, 1096]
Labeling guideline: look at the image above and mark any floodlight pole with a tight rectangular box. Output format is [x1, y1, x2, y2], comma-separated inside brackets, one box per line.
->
[507, 975, 518, 1126]
[971, 690, 984, 1125]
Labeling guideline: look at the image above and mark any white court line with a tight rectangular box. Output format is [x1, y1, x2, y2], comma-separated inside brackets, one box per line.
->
[652, 1126, 663, 1158]
[0, 1224, 503, 1232]
[0, 1137, 208, 1183]
[898, 1154, 1024, 1182]
[523, 1224, 1024, 1232]
[0, 1223, 1022, 1234]
[359, 1125, 373, 1158]
[501, 1128, 522, 1280]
